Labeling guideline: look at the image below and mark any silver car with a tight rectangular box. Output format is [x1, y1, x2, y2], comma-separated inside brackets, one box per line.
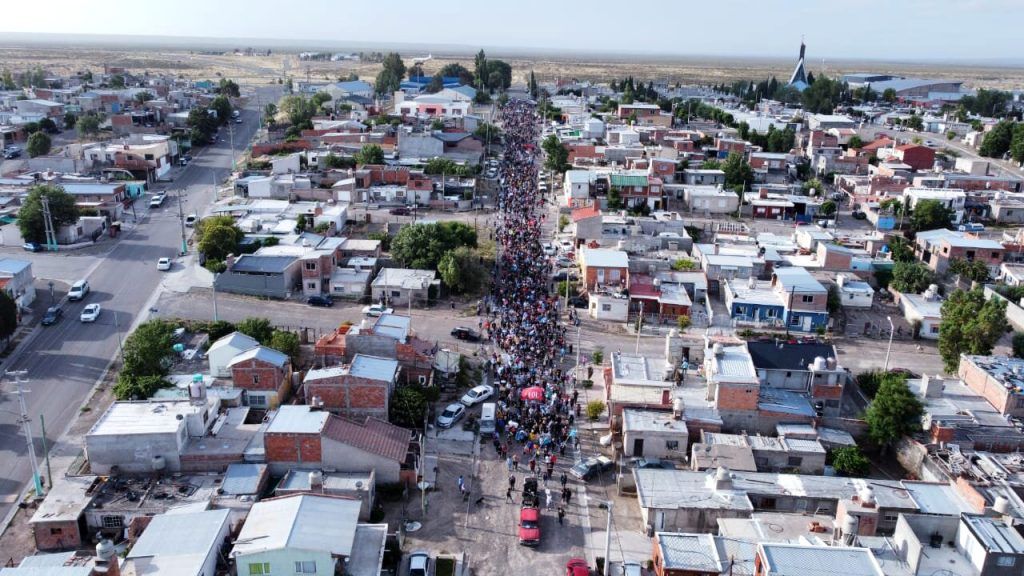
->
[436, 403, 466, 429]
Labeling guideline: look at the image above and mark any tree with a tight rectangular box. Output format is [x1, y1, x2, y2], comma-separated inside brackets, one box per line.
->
[948, 257, 990, 283]
[607, 187, 623, 211]
[891, 262, 936, 294]
[541, 134, 570, 173]
[473, 49, 488, 90]
[980, 120, 1015, 158]
[187, 106, 218, 143]
[802, 178, 825, 196]
[26, 132, 51, 157]
[374, 52, 406, 96]
[886, 236, 915, 263]
[722, 151, 753, 191]
[676, 315, 691, 331]
[0, 69, 14, 90]
[270, 330, 300, 363]
[38, 117, 58, 134]
[63, 112, 77, 130]
[1014, 333, 1024, 358]
[802, 76, 843, 114]
[1011, 123, 1024, 164]
[218, 78, 240, 97]
[280, 95, 317, 129]
[438, 246, 485, 295]
[528, 71, 538, 98]
[311, 91, 333, 110]
[831, 446, 870, 476]
[116, 319, 177, 399]
[197, 218, 243, 265]
[77, 112, 102, 136]
[939, 288, 1008, 372]
[671, 259, 697, 271]
[826, 284, 841, 314]
[911, 199, 954, 231]
[438, 63, 473, 85]
[237, 317, 274, 345]
[114, 374, 170, 401]
[865, 373, 923, 449]
[848, 135, 864, 149]
[210, 95, 232, 125]
[17, 185, 80, 244]
[368, 231, 392, 252]
[133, 91, 154, 105]
[109, 74, 125, 88]
[819, 200, 837, 217]
[585, 400, 606, 422]
[354, 144, 385, 165]
[0, 292, 17, 346]
[390, 386, 427, 428]
[882, 88, 897, 103]
[904, 115, 924, 131]
[391, 222, 477, 270]
[425, 75, 444, 94]
[879, 198, 906, 217]
[263, 102, 278, 126]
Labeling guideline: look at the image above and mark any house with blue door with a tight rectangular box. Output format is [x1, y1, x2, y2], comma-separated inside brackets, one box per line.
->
[723, 277, 786, 328]
[771, 267, 829, 332]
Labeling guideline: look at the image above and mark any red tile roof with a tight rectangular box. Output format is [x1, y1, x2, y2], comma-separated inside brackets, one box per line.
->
[572, 205, 600, 222]
[861, 138, 893, 151]
[323, 416, 412, 463]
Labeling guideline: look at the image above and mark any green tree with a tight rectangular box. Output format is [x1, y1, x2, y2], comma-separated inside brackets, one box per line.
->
[114, 374, 171, 401]
[26, 132, 51, 157]
[263, 102, 278, 126]
[17, 185, 80, 244]
[0, 69, 14, 90]
[890, 262, 936, 294]
[980, 120, 1015, 158]
[218, 78, 240, 97]
[886, 236, 915, 263]
[819, 200, 837, 217]
[904, 115, 923, 131]
[802, 178, 825, 196]
[374, 52, 406, 96]
[865, 373, 923, 449]
[280, 95, 317, 129]
[826, 284, 841, 314]
[607, 187, 623, 211]
[939, 288, 1008, 372]
[425, 76, 444, 94]
[391, 222, 478, 270]
[438, 246, 485, 295]
[541, 134, 570, 173]
[109, 74, 125, 88]
[311, 91, 332, 109]
[187, 106, 218, 143]
[948, 257, 990, 282]
[210, 95, 232, 125]
[528, 70, 538, 98]
[801, 76, 844, 114]
[38, 118, 58, 134]
[722, 151, 753, 191]
[354, 144, 385, 165]
[63, 112, 77, 130]
[1011, 123, 1024, 164]
[270, 330, 300, 363]
[0, 292, 18, 346]
[831, 446, 870, 476]
[879, 198, 906, 217]
[368, 231, 392, 252]
[77, 113, 102, 136]
[701, 159, 722, 169]
[133, 91, 154, 105]
[882, 88, 897, 103]
[473, 49, 488, 90]
[676, 315, 691, 331]
[911, 199, 954, 231]
[237, 317, 275, 345]
[438, 63, 473, 85]
[116, 319, 177, 399]
[847, 135, 864, 149]
[585, 400, 606, 422]
[205, 320, 236, 342]
[197, 219, 243, 264]
[389, 386, 427, 428]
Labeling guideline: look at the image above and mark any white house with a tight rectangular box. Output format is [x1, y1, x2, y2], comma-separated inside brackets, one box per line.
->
[836, 274, 874, 308]
[231, 494, 385, 576]
[207, 331, 259, 378]
[123, 509, 231, 576]
[588, 292, 629, 321]
[0, 259, 35, 308]
[904, 187, 966, 225]
[900, 286, 943, 340]
[396, 94, 470, 119]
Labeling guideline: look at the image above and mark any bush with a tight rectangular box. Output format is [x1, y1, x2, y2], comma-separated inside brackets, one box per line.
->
[856, 370, 886, 398]
[205, 320, 237, 342]
[831, 446, 870, 476]
[677, 315, 691, 331]
[585, 400, 606, 422]
[581, 379, 594, 389]
[1014, 333, 1024, 358]
[592, 349, 604, 365]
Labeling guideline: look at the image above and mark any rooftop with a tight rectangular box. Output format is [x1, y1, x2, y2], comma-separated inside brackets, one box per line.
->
[220, 463, 268, 496]
[350, 354, 400, 382]
[772, 267, 826, 293]
[88, 400, 200, 436]
[227, 345, 290, 368]
[372, 312, 411, 342]
[622, 408, 687, 433]
[706, 344, 759, 385]
[611, 352, 670, 387]
[371, 268, 436, 289]
[229, 254, 297, 274]
[962, 514, 1024, 554]
[266, 405, 330, 435]
[581, 247, 629, 268]
[231, 494, 361, 557]
[323, 416, 412, 462]
[746, 341, 838, 372]
[759, 543, 884, 576]
[125, 509, 230, 576]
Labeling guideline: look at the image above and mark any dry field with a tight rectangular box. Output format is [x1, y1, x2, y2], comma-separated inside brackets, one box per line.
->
[1, 46, 1022, 91]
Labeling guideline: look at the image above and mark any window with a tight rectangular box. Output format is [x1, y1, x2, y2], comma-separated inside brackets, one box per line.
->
[49, 527, 63, 535]
[665, 440, 679, 450]
[391, 290, 401, 298]
[295, 561, 317, 573]
[601, 304, 611, 312]
[965, 250, 975, 260]
[993, 252, 1001, 259]
[333, 286, 344, 293]
[305, 261, 317, 271]
[930, 325, 940, 334]
[306, 282, 317, 290]
[801, 295, 814, 303]
[251, 374, 260, 385]
[248, 563, 271, 575]
[996, 557, 1016, 567]
[101, 515, 124, 529]
[765, 309, 778, 318]
[787, 456, 803, 467]
[790, 315, 800, 326]
[248, 394, 267, 407]
[883, 512, 900, 523]
[785, 371, 792, 377]
[144, 153, 154, 161]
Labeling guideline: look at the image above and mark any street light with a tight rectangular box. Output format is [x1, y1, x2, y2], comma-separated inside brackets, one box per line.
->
[883, 316, 894, 372]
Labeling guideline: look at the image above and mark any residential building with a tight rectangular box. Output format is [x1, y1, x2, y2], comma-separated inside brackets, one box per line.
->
[905, 187, 966, 225]
[315, 313, 435, 385]
[652, 532, 756, 576]
[988, 194, 1024, 225]
[230, 494, 387, 576]
[958, 355, 1024, 418]
[893, 144, 936, 171]
[0, 258, 35, 308]
[755, 543, 886, 576]
[276, 470, 375, 521]
[571, 204, 602, 243]
[835, 273, 875, 308]
[746, 340, 843, 398]
[695, 432, 826, 474]
[579, 247, 630, 291]
[682, 169, 726, 186]
[303, 354, 400, 420]
[771, 267, 829, 332]
[396, 93, 470, 119]
[207, 331, 259, 378]
[900, 286, 944, 340]
[682, 185, 739, 215]
[371, 268, 437, 306]
[228, 345, 293, 409]
[913, 228, 1004, 275]
[622, 408, 688, 460]
[329, 266, 372, 299]
[215, 254, 302, 299]
[723, 278, 785, 328]
[123, 509, 231, 576]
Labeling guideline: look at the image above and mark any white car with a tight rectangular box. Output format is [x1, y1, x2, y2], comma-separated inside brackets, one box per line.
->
[149, 194, 166, 208]
[68, 279, 90, 301]
[157, 257, 172, 271]
[362, 304, 394, 317]
[80, 303, 101, 323]
[408, 551, 431, 576]
[435, 403, 466, 429]
[460, 384, 494, 406]
[542, 243, 556, 256]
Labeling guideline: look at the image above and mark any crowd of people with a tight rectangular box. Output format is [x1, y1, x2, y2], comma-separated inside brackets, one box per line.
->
[481, 99, 581, 484]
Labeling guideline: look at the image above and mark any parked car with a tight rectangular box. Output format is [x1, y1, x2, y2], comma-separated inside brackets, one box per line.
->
[362, 304, 394, 317]
[3, 148, 22, 159]
[568, 296, 588, 309]
[149, 194, 166, 208]
[41, 306, 63, 326]
[68, 280, 90, 301]
[630, 457, 676, 470]
[566, 558, 590, 576]
[570, 455, 614, 481]
[157, 257, 172, 271]
[389, 207, 411, 215]
[852, 210, 867, 220]
[958, 222, 985, 232]
[185, 214, 198, 227]
[436, 403, 466, 429]
[552, 271, 579, 282]
[553, 256, 573, 268]
[460, 384, 494, 406]
[518, 506, 541, 547]
[307, 295, 334, 307]
[542, 243, 557, 256]
[408, 551, 431, 576]
[451, 326, 481, 342]
[80, 303, 101, 323]
[22, 242, 42, 252]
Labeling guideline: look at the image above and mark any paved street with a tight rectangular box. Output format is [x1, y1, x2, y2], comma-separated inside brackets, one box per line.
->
[0, 88, 277, 524]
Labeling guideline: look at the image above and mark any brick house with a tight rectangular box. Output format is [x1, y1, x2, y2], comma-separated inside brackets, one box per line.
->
[610, 173, 664, 210]
[228, 346, 293, 410]
[264, 405, 329, 474]
[913, 228, 1004, 275]
[303, 354, 400, 420]
[893, 144, 936, 171]
[322, 416, 415, 485]
[299, 250, 338, 296]
[958, 355, 1024, 418]
[770, 268, 829, 332]
[579, 247, 630, 291]
[314, 313, 436, 385]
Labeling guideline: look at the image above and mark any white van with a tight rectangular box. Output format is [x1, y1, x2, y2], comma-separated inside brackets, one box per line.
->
[479, 403, 496, 436]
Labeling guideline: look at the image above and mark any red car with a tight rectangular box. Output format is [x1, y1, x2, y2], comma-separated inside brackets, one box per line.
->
[565, 558, 589, 576]
[518, 506, 541, 546]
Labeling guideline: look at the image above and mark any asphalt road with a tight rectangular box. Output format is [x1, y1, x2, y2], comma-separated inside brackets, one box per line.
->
[0, 87, 277, 523]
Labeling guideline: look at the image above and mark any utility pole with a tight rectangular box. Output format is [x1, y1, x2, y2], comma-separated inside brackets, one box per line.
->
[228, 120, 236, 172]
[603, 500, 614, 576]
[177, 190, 187, 255]
[213, 273, 220, 322]
[40, 414, 52, 488]
[112, 311, 125, 362]
[40, 196, 57, 252]
[7, 370, 44, 497]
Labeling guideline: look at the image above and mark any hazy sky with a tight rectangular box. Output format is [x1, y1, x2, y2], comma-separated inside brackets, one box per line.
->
[3, 0, 1020, 62]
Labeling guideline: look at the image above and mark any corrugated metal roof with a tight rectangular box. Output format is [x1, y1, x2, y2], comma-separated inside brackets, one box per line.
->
[266, 405, 329, 434]
[231, 494, 360, 557]
[350, 354, 399, 382]
[227, 345, 289, 368]
[760, 543, 884, 576]
[610, 174, 648, 187]
[127, 509, 230, 575]
[221, 463, 267, 495]
[229, 254, 297, 274]
[323, 416, 411, 462]
[582, 247, 628, 268]
[657, 533, 723, 571]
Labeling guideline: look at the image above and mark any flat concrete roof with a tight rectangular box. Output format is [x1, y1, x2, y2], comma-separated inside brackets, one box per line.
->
[88, 400, 199, 436]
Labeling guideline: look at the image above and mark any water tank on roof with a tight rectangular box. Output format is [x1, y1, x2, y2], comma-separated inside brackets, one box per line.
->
[812, 357, 828, 371]
[188, 378, 203, 401]
[713, 343, 724, 357]
[309, 470, 324, 489]
[859, 486, 876, 506]
[96, 539, 116, 561]
[151, 455, 166, 472]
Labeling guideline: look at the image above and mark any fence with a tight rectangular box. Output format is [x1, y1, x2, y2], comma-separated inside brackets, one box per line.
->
[983, 284, 1024, 332]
